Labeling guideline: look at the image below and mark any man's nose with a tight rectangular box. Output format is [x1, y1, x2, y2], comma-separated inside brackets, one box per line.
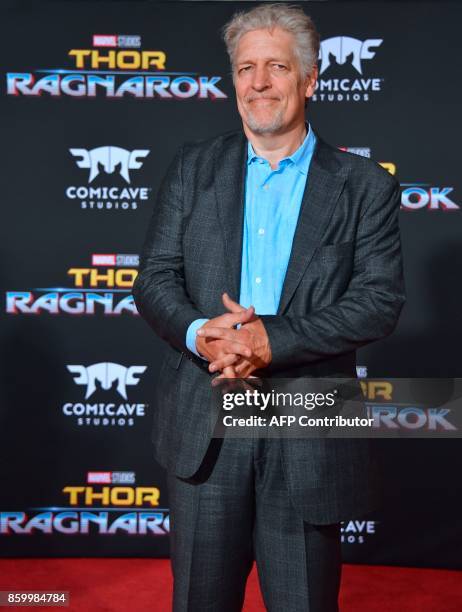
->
[251, 65, 271, 91]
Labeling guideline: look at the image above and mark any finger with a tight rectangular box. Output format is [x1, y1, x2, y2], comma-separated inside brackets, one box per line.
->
[223, 365, 237, 378]
[222, 306, 255, 327]
[239, 305, 256, 324]
[216, 341, 253, 359]
[234, 360, 256, 378]
[220, 293, 255, 324]
[197, 326, 246, 344]
[198, 326, 241, 341]
[222, 292, 244, 313]
[198, 333, 252, 359]
[209, 353, 239, 373]
[214, 369, 235, 380]
[211, 367, 236, 386]
[205, 303, 255, 332]
[212, 364, 236, 379]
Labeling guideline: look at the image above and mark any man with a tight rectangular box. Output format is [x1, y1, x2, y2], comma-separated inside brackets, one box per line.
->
[133, 4, 405, 611]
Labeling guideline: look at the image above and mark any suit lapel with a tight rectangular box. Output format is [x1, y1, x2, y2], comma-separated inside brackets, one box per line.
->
[214, 131, 247, 302]
[277, 137, 346, 314]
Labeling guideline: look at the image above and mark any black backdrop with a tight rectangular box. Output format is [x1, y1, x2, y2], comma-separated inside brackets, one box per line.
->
[1, 1, 461, 568]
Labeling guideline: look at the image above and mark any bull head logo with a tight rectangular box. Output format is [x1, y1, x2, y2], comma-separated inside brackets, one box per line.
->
[69, 146, 150, 184]
[67, 362, 147, 399]
[319, 37, 383, 75]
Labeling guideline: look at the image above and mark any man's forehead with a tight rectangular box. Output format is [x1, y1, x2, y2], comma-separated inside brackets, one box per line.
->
[235, 28, 296, 63]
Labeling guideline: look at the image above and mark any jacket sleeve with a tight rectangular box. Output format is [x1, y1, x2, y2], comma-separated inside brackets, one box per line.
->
[132, 144, 206, 354]
[259, 177, 406, 372]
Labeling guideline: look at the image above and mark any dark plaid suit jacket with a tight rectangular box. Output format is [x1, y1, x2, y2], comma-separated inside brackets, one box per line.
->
[133, 128, 405, 524]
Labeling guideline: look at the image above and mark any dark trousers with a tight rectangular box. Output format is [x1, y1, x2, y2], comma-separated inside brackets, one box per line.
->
[166, 435, 342, 612]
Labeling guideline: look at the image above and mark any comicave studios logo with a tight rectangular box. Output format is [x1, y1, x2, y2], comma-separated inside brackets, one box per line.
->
[67, 362, 146, 400]
[66, 146, 151, 211]
[313, 36, 384, 103]
[63, 362, 148, 427]
[341, 520, 377, 545]
[6, 34, 227, 100]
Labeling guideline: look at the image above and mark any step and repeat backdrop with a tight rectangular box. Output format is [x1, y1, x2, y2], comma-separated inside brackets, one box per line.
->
[1, 1, 461, 567]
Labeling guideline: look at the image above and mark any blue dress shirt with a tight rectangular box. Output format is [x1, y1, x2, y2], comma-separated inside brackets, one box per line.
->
[186, 123, 317, 358]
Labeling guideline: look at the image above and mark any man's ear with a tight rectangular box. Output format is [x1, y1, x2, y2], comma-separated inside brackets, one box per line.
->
[304, 65, 318, 99]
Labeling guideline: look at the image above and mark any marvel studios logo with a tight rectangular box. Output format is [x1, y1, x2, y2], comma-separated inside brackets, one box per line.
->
[92, 35, 141, 48]
[87, 471, 136, 484]
[339, 147, 371, 158]
[91, 254, 139, 267]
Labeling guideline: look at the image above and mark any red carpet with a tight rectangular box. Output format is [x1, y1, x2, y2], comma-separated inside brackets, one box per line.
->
[0, 559, 461, 611]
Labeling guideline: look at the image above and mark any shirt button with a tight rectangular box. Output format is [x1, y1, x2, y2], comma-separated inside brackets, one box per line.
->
[263, 184, 269, 191]
[255, 277, 262, 284]
[258, 228, 265, 235]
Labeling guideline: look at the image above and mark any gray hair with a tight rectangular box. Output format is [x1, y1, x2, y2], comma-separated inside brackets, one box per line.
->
[222, 3, 320, 81]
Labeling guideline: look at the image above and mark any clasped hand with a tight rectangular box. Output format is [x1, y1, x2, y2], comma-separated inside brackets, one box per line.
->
[195, 293, 272, 379]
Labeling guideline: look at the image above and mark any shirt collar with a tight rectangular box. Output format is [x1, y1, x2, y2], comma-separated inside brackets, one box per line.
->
[247, 122, 316, 175]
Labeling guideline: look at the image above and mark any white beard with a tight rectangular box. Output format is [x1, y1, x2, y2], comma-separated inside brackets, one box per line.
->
[244, 105, 285, 134]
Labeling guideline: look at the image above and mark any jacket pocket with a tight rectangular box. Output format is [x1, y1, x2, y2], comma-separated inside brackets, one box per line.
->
[164, 346, 184, 370]
[314, 241, 354, 261]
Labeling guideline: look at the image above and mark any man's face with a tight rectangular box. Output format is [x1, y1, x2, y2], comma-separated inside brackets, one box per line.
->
[233, 27, 317, 135]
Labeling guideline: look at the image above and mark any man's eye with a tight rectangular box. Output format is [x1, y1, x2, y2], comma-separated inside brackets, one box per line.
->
[273, 64, 287, 70]
[240, 66, 252, 73]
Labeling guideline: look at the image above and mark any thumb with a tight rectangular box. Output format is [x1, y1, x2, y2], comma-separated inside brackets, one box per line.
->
[223, 305, 255, 328]
[239, 305, 255, 324]
[222, 292, 244, 313]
